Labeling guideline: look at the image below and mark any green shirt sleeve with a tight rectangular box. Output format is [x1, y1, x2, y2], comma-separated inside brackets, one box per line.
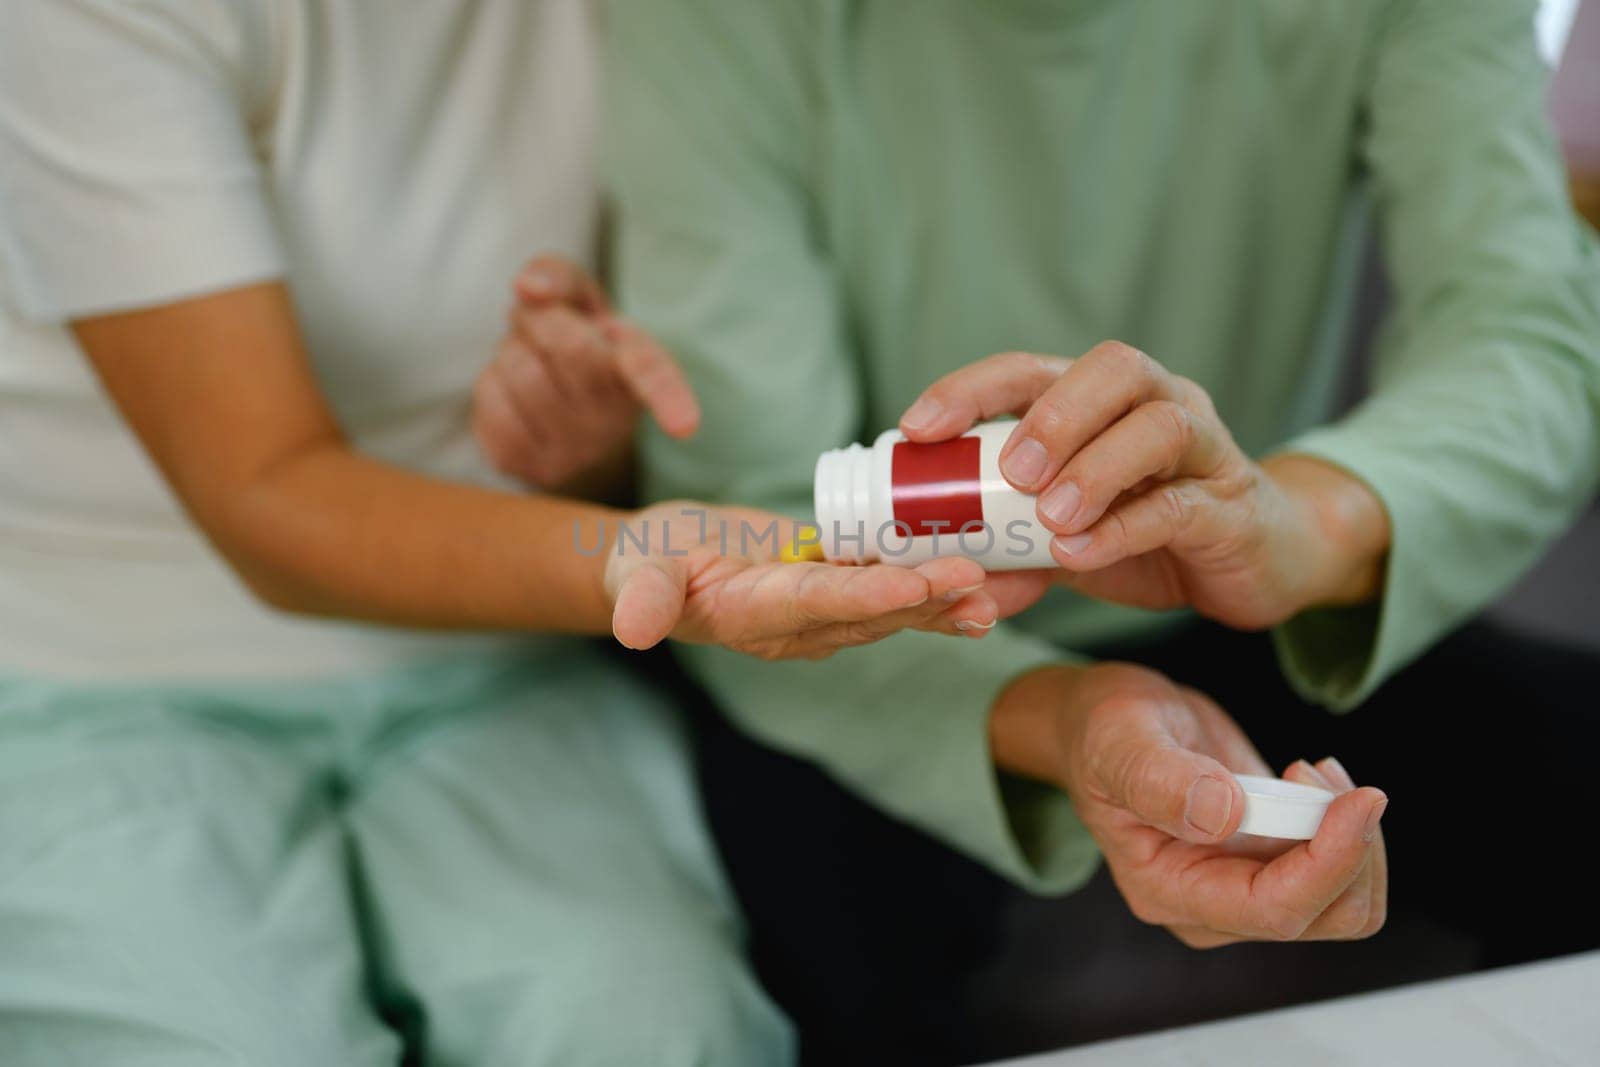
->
[605, 0, 1098, 893]
[1274, 0, 1600, 710]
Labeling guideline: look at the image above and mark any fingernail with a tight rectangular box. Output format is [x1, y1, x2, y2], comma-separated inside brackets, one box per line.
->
[944, 583, 984, 602]
[1053, 533, 1093, 557]
[955, 619, 995, 632]
[521, 268, 555, 294]
[1185, 776, 1233, 837]
[1002, 437, 1049, 487]
[1363, 796, 1388, 842]
[902, 396, 944, 432]
[1038, 481, 1082, 528]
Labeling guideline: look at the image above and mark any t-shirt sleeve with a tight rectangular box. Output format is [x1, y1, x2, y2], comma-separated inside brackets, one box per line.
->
[0, 0, 284, 322]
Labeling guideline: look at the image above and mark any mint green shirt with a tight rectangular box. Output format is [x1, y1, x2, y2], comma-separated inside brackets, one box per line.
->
[608, 0, 1600, 892]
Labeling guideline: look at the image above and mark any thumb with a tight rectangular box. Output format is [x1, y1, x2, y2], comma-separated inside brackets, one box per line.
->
[1097, 721, 1245, 844]
[609, 555, 688, 650]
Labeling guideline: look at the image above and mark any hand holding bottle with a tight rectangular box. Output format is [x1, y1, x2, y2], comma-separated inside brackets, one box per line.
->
[899, 344, 1392, 629]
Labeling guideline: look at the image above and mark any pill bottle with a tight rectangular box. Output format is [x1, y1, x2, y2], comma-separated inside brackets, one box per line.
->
[811, 420, 1055, 570]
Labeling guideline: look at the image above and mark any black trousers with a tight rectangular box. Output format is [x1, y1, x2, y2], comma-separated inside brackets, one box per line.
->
[691, 621, 1600, 1066]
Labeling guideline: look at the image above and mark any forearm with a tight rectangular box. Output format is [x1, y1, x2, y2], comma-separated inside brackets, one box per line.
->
[69, 283, 627, 636]
[215, 441, 622, 633]
[1264, 0, 1600, 712]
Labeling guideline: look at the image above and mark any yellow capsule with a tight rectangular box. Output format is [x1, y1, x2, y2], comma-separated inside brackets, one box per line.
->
[779, 525, 827, 563]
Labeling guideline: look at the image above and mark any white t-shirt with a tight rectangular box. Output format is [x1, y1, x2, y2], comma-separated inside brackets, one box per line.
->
[0, 0, 598, 680]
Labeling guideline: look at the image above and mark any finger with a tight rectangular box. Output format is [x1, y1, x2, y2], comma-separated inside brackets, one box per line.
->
[1303, 757, 1388, 940]
[607, 318, 702, 439]
[742, 562, 932, 639]
[510, 305, 615, 400]
[906, 554, 988, 601]
[934, 591, 1000, 637]
[1283, 757, 1374, 935]
[1316, 755, 1356, 792]
[1300, 846, 1379, 942]
[1139, 773, 1383, 941]
[610, 556, 688, 650]
[1049, 480, 1205, 571]
[898, 351, 1072, 442]
[1086, 700, 1246, 844]
[491, 333, 576, 460]
[1283, 756, 1335, 792]
[1240, 785, 1388, 940]
[473, 357, 552, 482]
[1165, 924, 1242, 950]
[949, 593, 1000, 635]
[1034, 400, 1229, 536]
[845, 589, 1000, 647]
[999, 341, 1183, 492]
[513, 255, 609, 314]
[809, 557, 989, 644]
[789, 590, 1003, 658]
[1361, 798, 1389, 937]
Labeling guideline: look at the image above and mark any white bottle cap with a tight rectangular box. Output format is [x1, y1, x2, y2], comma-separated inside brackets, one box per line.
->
[1234, 774, 1334, 840]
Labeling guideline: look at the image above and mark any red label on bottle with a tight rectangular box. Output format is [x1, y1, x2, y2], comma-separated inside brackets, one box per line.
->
[891, 437, 984, 537]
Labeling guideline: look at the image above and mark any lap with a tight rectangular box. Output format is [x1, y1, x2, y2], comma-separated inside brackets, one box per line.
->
[0, 696, 397, 1067]
[347, 657, 793, 1067]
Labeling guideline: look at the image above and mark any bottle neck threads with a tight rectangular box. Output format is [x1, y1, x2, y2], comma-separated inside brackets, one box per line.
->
[813, 442, 876, 561]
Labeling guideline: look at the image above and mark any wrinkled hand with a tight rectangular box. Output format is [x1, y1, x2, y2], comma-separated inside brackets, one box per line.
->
[993, 662, 1388, 947]
[605, 502, 1005, 659]
[474, 255, 701, 492]
[900, 344, 1389, 629]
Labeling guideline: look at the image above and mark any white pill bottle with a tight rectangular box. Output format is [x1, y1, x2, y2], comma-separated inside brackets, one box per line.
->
[812, 421, 1056, 570]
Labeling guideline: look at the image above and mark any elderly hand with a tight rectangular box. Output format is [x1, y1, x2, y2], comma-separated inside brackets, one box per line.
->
[992, 662, 1388, 947]
[899, 344, 1391, 629]
[474, 256, 701, 493]
[605, 502, 1006, 659]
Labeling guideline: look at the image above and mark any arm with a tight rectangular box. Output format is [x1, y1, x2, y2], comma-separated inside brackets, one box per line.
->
[895, 0, 1600, 709]
[991, 662, 1387, 947]
[1276, 0, 1600, 707]
[73, 283, 618, 629]
[72, 282, 995, 657]
[1, 0, 991, 662]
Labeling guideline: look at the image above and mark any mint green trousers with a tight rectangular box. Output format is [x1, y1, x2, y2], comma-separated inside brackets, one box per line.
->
[0, 643, 792, 1066]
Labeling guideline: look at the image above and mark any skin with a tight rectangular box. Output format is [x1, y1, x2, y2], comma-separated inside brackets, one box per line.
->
[482, 310, 1391, 945]
[897, 341, 1392, 944]
[990, 662, 1387, 947]
[71, 275, 1004, 660]
[900, 343, 1392, 630]
[474, 256, 701, 498]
